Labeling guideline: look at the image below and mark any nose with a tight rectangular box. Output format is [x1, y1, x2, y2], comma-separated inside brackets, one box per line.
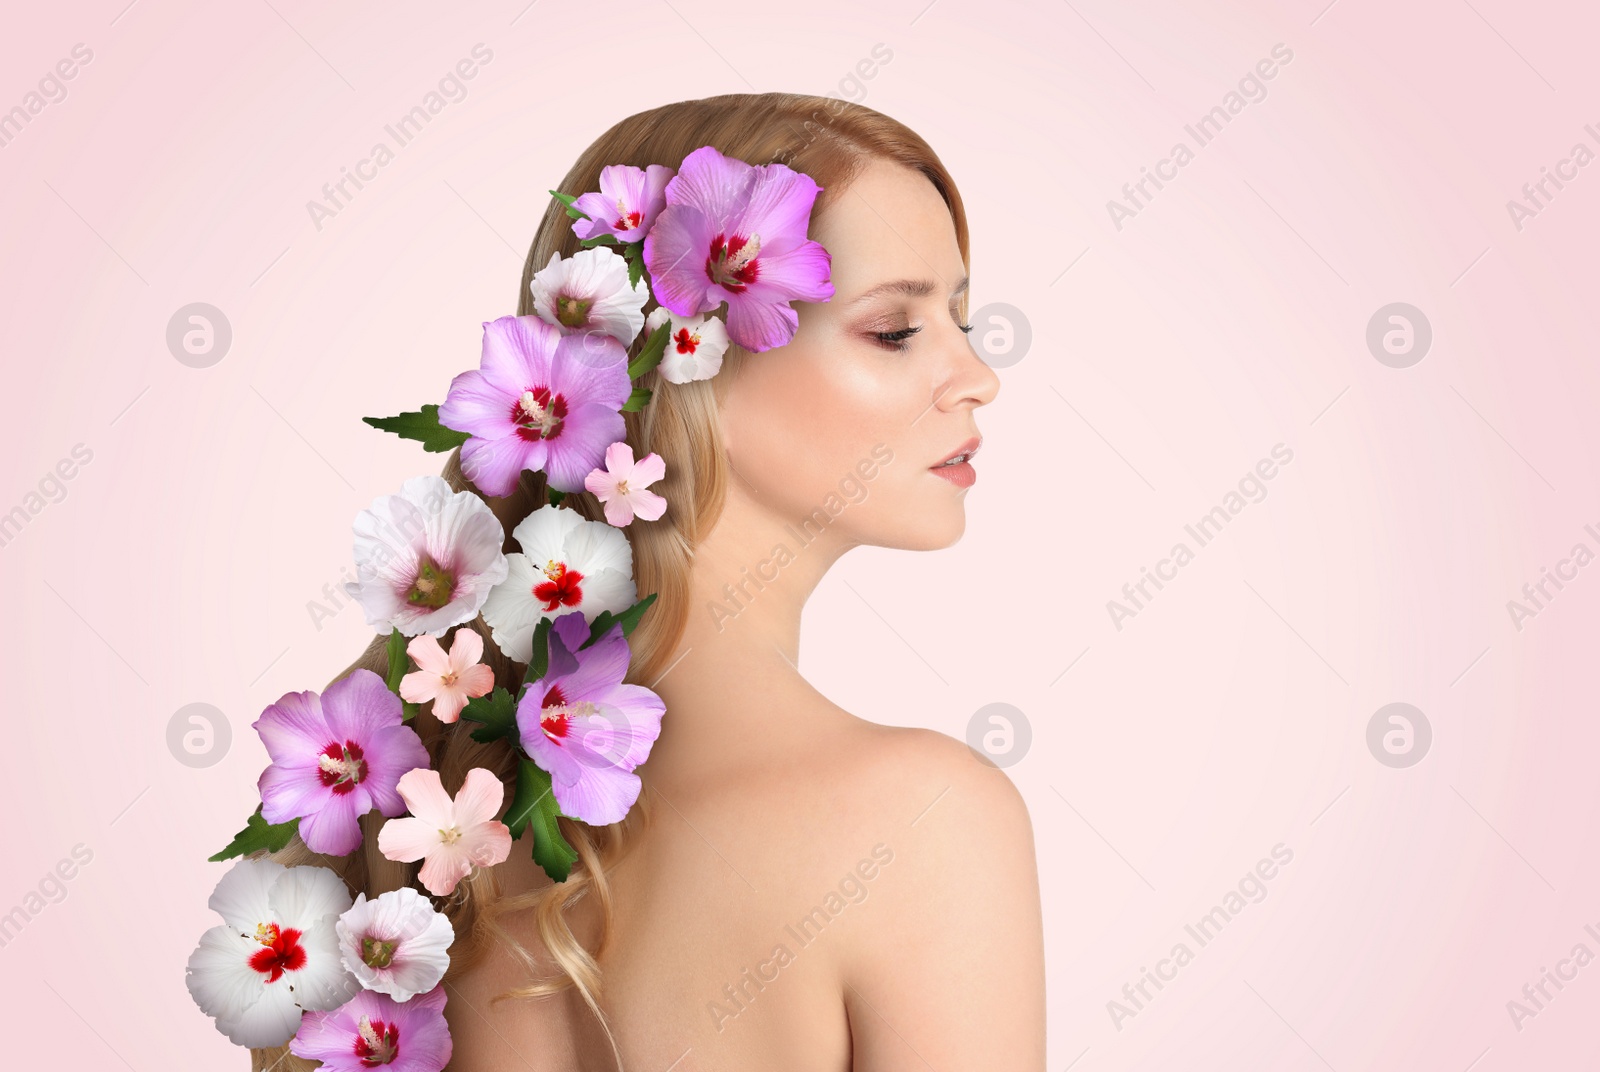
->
[936, 323, 1001, 412]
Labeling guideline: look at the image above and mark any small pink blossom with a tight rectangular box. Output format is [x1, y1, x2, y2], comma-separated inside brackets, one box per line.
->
[399, 630, 494, 724]
[584, 441, 667, 527]
[571, 163, 674, 244]
[378, 768, 513, 897]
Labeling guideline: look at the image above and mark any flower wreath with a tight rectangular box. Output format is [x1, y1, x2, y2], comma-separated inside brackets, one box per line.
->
[185, 145, 835, 1068]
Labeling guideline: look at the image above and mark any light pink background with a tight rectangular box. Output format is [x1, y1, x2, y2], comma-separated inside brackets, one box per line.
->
[2, 0, 1596, 1068]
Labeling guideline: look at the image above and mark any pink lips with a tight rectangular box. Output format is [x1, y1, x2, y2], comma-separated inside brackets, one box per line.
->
[929, 436, 981, 488]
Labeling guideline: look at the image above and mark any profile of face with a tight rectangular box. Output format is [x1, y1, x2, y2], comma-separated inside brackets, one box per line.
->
[719, 159, 1000, 553]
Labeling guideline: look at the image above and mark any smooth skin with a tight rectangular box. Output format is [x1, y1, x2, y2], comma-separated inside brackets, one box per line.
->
[446, 159, 1044, 1071]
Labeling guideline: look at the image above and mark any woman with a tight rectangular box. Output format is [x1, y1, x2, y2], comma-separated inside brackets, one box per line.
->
[253, 92, 1044, 1071]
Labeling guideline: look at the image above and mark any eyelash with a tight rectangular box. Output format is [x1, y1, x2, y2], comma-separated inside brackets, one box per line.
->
[872, 323, 975, 351]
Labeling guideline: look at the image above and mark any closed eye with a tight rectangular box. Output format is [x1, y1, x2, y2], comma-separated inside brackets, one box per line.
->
[873, 325, 923, 351]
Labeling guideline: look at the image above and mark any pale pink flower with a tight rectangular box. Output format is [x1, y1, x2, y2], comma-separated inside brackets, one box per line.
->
[584, 441, 667, 528]
[399, 630, 495, 724]
[378, 768, 513, 897]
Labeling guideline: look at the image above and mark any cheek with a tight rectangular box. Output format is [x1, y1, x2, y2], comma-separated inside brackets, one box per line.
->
[726, 347, 920, 500]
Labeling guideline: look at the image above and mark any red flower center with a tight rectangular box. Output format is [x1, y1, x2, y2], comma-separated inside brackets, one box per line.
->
[318, 741, 368, 794]
[511, 386, 568, 442]
[541, 683, 570, 741]
[673, 327, 699, 354]
[354, 1015, 400, 1066]
[247, 923, 306, 983]
[533, 561, 584, 613]
[706, 233, 761, 293]
[613, 209, 642, 231]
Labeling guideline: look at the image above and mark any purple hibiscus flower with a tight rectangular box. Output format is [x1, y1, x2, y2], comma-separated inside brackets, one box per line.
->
[437, 314, 631, 497]
[571, 163, 674, 244]
[516, 610, 665, 825]
[290, 985, 452, 1072]
[254, 669, 430, 857]
[642, 144, 834, 353]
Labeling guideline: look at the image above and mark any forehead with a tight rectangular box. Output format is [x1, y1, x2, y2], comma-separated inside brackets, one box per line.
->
[811, 159, 965, 295]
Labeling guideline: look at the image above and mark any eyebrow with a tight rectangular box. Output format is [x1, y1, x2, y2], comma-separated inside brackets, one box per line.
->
[847, 276, 970, 305]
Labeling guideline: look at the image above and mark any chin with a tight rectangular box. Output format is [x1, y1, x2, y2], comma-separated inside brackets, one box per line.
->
[865, 492, 968, 551]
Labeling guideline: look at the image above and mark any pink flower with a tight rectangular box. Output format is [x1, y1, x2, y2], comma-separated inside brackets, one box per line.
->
[571, 163, 674, 244]
[291, 985, 452, 1072]
[642, 144, 834, 352]
[254, 670, 431, 857]
[517, 611, 664, 825]
[378, 768, 513, 897]
[438, 315, 632, 496]
[584, 441, 667, 527]
[399, 630, 494, 723]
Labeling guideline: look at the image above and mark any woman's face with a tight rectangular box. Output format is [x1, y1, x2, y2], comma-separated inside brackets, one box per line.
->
[720, 158, 1000, 553]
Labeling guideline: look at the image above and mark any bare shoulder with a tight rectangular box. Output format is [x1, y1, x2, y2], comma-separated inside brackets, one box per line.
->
[830, 717, 1035, 851]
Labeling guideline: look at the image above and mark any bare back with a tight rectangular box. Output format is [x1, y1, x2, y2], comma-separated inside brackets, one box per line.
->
[444, 693, 1044, 1071]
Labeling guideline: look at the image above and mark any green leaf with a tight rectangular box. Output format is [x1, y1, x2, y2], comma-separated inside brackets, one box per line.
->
[547, 488, 566, 506]
[362, 405, 470, 453]
[209, 806, 300, 862]
[620, 387, 652, 412]
[627, 249, 645, 289]
[460, 686, 519, 744]
[505, 758, 579, 882]
[526, 617, 552, 685]
[550, 190, 587, 220]
[383, 629, 420, 721]
[629, 322, 671, 380]
[578, 233, 618, 248]
[579, 592, 657, 650]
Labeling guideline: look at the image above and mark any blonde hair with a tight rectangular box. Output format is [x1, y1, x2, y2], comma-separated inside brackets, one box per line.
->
[250, 91, 968, 1071]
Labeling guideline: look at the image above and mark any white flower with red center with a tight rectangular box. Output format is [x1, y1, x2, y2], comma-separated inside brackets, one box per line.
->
[479, 505, 637, 663]
[529, 247, 649, 348]
[335, 887, 454, 1002]
[343, 475, 509, 638]
[643, 306, 730, 384]
[584, 441, 667, 528]
[185, 859, 360, 1048]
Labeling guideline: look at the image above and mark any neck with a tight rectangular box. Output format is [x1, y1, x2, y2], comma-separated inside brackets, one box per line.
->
[641, 478, 854, 780]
